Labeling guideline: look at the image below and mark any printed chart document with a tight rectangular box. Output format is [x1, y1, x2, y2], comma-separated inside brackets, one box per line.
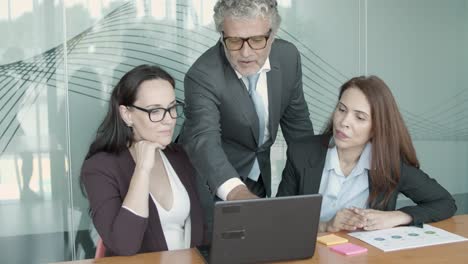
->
[348, 224, 467, 252]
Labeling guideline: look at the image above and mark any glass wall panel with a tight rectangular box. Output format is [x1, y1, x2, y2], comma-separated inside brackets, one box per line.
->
[367, 0, 468, 197]
[0, 1, 70, 263]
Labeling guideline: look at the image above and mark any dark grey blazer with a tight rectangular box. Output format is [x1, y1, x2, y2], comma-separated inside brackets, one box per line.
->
[81, 144, 204, 256]
[179, 39, 314, 197]
[277, 135, 457, 226]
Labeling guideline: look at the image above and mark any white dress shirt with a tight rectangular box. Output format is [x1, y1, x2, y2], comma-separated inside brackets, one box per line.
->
[319, 143, 372, 222]
[216, 58, 272, 200]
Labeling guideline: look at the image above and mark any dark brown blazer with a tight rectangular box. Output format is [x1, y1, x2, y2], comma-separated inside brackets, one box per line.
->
[81, 143, 204, 256]
[277, 135, 457, 226]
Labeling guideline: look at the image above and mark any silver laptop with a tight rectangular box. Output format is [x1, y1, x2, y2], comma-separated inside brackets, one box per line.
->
[197, 194, 322, 264]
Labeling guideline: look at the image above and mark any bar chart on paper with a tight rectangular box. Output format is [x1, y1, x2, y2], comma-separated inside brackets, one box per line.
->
[348, 224, 468, 252]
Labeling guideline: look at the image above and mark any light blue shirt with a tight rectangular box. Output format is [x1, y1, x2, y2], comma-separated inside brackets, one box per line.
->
[318, 143, 372, 221]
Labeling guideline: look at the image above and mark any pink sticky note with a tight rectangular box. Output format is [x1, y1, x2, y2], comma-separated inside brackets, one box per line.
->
[330, 243, 368, 256]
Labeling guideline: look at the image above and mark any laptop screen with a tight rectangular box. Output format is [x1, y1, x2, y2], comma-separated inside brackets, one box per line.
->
[198, 194, 322, 264]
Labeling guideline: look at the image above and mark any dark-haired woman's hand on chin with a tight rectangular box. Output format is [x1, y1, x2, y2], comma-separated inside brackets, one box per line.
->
[322, 208, 367, 232]
[123, 140, 164, 218]
[354, 209, 412, 231]
[132, 140, 164, 173]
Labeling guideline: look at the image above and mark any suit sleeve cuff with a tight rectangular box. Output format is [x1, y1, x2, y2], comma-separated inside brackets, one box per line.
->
[398, 208, 423, 227]
[121, 206, 148, 218]
[216, 178, 245, 201]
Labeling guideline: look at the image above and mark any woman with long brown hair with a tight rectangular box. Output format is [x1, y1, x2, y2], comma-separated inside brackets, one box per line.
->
[277, 75, 456, 232]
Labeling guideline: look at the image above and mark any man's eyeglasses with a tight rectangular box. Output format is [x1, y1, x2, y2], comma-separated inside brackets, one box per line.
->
[129, 101, 185, 122]
[222, 29, 272, 51]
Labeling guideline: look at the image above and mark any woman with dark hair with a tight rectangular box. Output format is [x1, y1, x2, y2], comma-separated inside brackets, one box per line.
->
[277, 75, 456, 232]
[81, 65, 204, 256]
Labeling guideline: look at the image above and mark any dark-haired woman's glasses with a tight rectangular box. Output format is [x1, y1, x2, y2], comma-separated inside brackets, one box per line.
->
[129, 101, 185, 122]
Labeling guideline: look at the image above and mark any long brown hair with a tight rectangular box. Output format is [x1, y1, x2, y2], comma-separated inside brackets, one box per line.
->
[323, 76, 419, 208]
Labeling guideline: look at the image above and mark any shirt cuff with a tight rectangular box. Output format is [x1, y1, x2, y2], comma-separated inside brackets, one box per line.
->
[122, 206, 148, 218]
[216, 178, 245, 201]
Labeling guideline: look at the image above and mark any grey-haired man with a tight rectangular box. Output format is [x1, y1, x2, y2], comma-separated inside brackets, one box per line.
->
[180, 0, 313, 204]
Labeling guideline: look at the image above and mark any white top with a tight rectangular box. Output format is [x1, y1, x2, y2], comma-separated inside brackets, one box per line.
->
[122, 150, 191, 250]
[216, 58, 272, 200]
[319, 143, 372, 221]
[152, 150, 191, 250]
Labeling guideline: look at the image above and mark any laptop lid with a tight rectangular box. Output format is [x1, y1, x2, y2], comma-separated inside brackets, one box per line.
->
[204, 194, 322, 264]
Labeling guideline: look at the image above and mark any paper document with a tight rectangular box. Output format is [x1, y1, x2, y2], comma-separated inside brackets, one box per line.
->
[348, 224, 467, 252]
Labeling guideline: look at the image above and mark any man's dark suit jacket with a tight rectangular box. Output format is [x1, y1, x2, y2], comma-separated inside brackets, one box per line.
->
[179, 39, 314, 197]
[277, 135, 457, 226]
[81, 144, 204, 256]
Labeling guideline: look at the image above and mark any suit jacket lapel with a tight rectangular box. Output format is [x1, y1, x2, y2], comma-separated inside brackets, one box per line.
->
[163, 147, 192, 203]
[302, 136, 328, 194]
[220, 43, 260, 145]
[302, 165, 324, 194]
[267, 55, 282, 141]
[147, 193, 168, 250]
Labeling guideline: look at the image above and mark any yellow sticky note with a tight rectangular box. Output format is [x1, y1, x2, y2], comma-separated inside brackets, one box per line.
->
[317, 234, 349, 246]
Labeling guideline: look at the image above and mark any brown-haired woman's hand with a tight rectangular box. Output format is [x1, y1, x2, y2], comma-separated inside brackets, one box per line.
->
[324, 208, 367, 232]
[353, 208, 412, 230]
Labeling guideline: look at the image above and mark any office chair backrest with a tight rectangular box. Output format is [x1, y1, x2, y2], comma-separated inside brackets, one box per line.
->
[94, 238, 106, 259]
